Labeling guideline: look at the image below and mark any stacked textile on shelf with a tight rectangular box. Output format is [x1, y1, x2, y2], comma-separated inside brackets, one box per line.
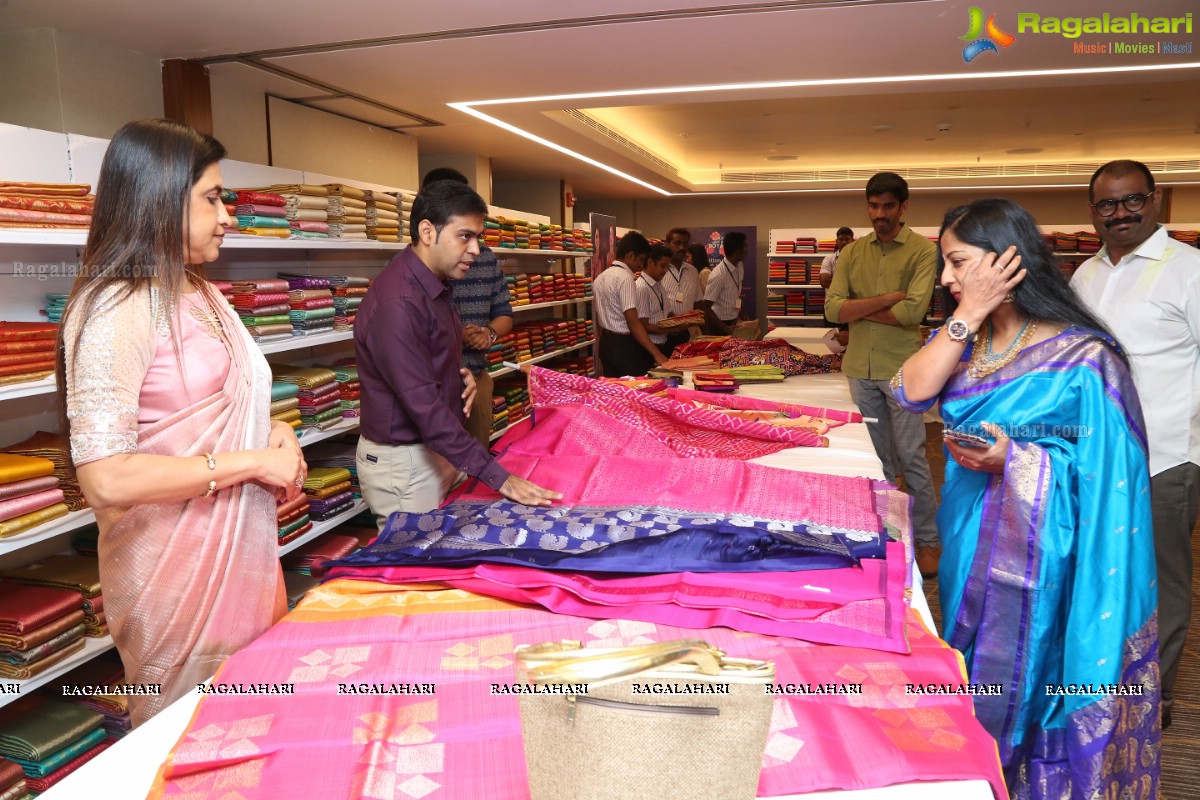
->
[0, 696, 112, 794]
[0, 581, 86, 679]
[0, 453, 68, 540]
[491, 379, 530, 434]
[271, 365, 340, 430]
[230, 279, 292, 343]
[482, 217, 501, 249]
[331, 277, 369, 331]
[208, 280, 235, 307]
[0, 756, 25, 800]
[281, 533, 361, 579]
[147, 366, 1006, 800]
[321, 184, 368, 240]
[0, 182, 93, 230]
[0, 555, 105, 638]
[231, 191, 289, 238]
[2, 430, 84, 508]
[270, 381, 301, 430]
[301, 467, 355, 521]
[303, 440, 360, 500]
[550, 354, 594, 377]
[671, 336, 844, 377]
[485, 338, 516, 373]
[0, 322, 58, 388]
[1074, 229, 1101, 253]
[332, 363, 359, 418]
[364, 190, 400, 243]
[1169, 228, 1199, 245]
[275, 492, 312, 547]
[41, 293, 67, 324]
[285, 277, 335, 337]
[57, 650, 132, 739]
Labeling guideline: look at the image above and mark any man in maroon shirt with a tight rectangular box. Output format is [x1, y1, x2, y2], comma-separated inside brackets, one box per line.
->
[355, 180, 560, 526]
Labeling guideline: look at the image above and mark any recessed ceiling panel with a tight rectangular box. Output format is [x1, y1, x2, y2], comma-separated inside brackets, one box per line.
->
[300, 97, 427, 128]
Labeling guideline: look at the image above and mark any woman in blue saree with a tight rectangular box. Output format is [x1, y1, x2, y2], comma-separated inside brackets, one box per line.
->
[893, 198, 1160, 799]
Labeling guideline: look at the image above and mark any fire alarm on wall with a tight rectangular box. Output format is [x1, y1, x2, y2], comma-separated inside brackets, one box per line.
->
[565, 192, 576, 207]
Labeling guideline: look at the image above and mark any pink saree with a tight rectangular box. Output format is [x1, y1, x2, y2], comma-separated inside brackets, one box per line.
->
[64, 284, 286, 724]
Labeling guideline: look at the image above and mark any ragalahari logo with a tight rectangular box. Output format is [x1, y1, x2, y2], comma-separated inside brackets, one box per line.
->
[960, 7, 1016, 62]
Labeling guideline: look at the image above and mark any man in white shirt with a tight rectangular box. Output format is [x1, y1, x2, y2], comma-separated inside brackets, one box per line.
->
[819, 227, 855, 290]
[701, 231, 747, 336]
[636, 244, 673, 349]
[1070, 159, 1200, 728]
[593, 231, 663, 377]
[661, 227, 703, 354]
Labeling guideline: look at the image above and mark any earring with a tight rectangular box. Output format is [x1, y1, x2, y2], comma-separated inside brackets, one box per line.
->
[1002, 292, 1015, 303]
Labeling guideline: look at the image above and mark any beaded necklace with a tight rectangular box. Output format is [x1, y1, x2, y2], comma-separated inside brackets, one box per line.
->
[968, 316, 1038, 378]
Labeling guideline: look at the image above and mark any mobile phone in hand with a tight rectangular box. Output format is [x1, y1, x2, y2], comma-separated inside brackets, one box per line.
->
[943, 427, 993, 448]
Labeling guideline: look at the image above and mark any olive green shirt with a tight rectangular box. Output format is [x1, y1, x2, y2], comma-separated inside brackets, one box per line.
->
[824, 224, 937, 380]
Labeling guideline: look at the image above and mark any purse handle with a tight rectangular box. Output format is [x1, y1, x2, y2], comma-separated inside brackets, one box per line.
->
[516, 639, 725, 688]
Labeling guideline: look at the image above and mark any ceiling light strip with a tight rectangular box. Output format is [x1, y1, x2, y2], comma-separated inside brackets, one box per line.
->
[463, 61, 1200, 106]
[450, 104, 673, 196]
[685, 181, 1200, 196]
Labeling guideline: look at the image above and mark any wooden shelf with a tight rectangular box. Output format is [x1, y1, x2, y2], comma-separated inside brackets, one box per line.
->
[769, 252, 822, 257]
[0, 374, 56, 402]
[278, 498, 369, 556]
[767, 284, 820, 289]
[492, 249, 589, 259]
[257, 329, 354, 354]
[0, 635, 115, 708]
[488, 339, 594, 379]
[295, 417, 360, 447]
[0, 508, 97, 558]
[511, 297, 591, 313]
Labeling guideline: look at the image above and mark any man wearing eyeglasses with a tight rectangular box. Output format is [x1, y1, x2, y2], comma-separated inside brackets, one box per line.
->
[1071, 159, 1200, 730]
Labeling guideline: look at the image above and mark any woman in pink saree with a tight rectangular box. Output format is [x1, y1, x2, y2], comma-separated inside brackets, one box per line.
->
[57, 119, 306, 724]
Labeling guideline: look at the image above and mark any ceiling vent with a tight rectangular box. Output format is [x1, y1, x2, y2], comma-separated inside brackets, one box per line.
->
[720, 159, 1200, 183]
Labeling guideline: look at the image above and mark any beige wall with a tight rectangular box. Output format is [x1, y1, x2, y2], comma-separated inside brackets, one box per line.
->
[493, 180, 563, 223]
[210, 70, 269, 165]
[267, 96, 418, 189]
[1169, 186, 1200, 223]
[418, 154, 492, 201]
[0, 28, 162, 138]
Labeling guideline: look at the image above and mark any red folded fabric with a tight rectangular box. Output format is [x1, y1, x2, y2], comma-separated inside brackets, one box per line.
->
[232, 293, 290, 308]
[234, 191, 286, 207]
[0, 756, 22, 792]
[0, 581, 83, 633]
[0, 322, 58, 341]
[24, 740, 114, 794]
[290, 221, 330, 233]
[275, 495, 310, 520]
[0, 359, 54, 378]
[234, 203, 287, 218]
[290, 299, 334, 310]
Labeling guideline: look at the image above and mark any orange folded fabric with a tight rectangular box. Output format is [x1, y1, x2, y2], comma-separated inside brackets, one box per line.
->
[0, 351, 57, 367]
[0, 322, 58, 341]
[0, 359, 54, 378]
[0, 221, 89, 228]
[0, 182, 91, 197]
[0, 208, 92, 225]
[0, 454, 56, 485]
[0, 195, 94, 214]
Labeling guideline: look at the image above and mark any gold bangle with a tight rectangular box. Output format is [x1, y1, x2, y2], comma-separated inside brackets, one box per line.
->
[200, 452, 217, 497]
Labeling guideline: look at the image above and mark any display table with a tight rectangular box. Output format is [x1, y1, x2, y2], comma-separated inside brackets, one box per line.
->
[44, 372, 994, 800]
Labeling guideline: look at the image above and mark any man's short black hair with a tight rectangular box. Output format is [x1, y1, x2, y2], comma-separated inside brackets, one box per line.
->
[836, 226, 854, 237]
[616, 231, 651, 259]
[410, 180, 487, 240]
[648, 243, 673, 262]
[422, 167, 470, 187]
[723, 231, 748, 258]
[865, 172, 909, 203]
[1089, 160, 1156, 202]
[665, 227, 690, 242]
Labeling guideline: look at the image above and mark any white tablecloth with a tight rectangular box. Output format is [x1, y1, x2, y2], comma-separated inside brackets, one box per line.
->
[45, 373, 991, 800]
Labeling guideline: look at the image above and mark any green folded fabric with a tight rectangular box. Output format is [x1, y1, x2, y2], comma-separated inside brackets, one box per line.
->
[239, 313, 291, 326]
[291, 230, 330, 239]
[236, 216, 290, 229]
[271, 382, 300, 401]
[302, 407, 343, 424]
[10, 726, 105, 777]
[0, 697, 103, 762]
[334, 367, 358, 383]
[277, 515, 311, 537]
[289, 307, 336, 321]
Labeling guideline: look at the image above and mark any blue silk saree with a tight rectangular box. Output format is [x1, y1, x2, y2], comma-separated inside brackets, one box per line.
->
[896, 327, 1160, 800]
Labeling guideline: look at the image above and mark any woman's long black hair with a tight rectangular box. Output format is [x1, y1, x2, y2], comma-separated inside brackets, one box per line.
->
[940, 197, 1128, 365]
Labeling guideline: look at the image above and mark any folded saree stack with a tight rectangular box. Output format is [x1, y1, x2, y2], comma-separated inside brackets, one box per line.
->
[231, 191, 289, 237]
[671, 336, 844, 376]
[320, 184, 368, 240]
[281, 532, 361, 578]
[57, 650, 132, 739]
[269, 381, 301, 430]
[0, 453, 67, 540]
[41, 293, 67, 324]
[0, 322, 58, 388]
[271, 365, 340, 430]
[275, 493, 312, 546]
[0, 581, 86, 679]
[492, 379, 530, 432]
[330, 363, 360, 417]
[0, 696, 112, 793]
[386, 189, 415, 243]
[0, 555, 105, 637]
[287, 287, 335, 337]
[303, 440, 360, 500]
[0, 182, 93, 229]
[302, 467, 355, 521]
[149, 366, 1007, 799]
[364, 190, 401, 243]
[2, 430, 84, 509]
[231, 278, 293, 342]
[0, 757, 24, 800]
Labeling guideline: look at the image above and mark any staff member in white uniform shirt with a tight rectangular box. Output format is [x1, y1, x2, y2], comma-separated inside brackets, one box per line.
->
[661, 227, 703, 354]
[593, 231, 663, 377]
[701, 231, 747, 335]
[636, 244, 673, 350]
[1070, 159, 1200, 729]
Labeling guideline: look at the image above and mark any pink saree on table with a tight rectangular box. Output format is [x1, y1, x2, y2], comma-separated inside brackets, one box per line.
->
[63, 283, 286, 724]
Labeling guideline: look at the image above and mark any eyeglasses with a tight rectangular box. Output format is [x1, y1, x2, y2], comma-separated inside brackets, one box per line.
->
[1090, 192, 1154, 217]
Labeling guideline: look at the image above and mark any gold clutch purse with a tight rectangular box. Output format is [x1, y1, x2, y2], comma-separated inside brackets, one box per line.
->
[515, 639, 775, 800]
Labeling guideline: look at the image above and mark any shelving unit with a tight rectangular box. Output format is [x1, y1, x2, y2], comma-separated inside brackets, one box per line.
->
[1, 636, 116, 708]
[510, 298, 591, 313]
[277, 499, 369, 557]
[489, 339, 595, 379]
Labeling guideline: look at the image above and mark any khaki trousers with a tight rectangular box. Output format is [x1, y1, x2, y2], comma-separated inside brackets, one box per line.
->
[356, 436, 465, 531]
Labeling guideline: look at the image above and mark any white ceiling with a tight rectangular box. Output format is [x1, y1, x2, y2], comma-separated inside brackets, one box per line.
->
[3, 0, 1198, 198]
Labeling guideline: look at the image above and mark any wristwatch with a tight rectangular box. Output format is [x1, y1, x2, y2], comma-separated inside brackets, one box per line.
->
[944, 316, 974, 344]
[486, 325, 499, 344]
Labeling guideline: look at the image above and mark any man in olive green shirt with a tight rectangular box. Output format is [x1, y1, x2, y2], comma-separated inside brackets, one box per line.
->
[825, 172, 941, 577]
